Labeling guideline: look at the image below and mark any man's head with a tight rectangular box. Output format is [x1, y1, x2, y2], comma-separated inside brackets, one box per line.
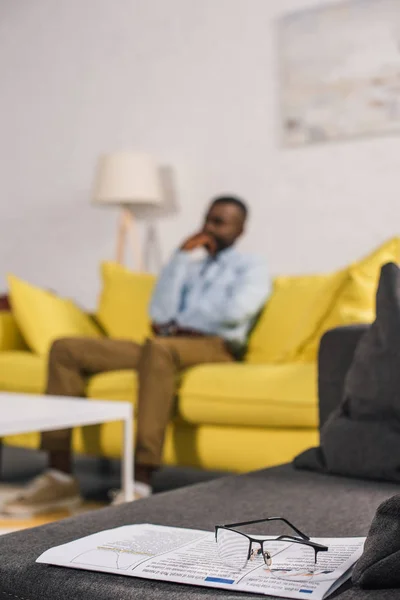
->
[203, 196, 248, 252]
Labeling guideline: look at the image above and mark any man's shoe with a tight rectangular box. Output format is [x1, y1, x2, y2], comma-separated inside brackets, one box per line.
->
[1, 470, 82, 517]
[110, 482, 152, 505]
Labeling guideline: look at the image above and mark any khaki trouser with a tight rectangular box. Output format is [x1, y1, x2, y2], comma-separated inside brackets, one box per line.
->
[41, 336, 234, 467]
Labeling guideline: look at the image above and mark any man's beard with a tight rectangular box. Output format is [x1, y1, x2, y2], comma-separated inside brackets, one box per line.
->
[211, 236, 230, 253]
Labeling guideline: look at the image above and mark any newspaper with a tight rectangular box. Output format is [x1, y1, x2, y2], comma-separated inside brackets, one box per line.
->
[36, 524, 365, 599]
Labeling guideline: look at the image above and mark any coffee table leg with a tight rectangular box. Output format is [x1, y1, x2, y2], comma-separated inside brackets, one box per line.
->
[122, 413, 134, 502]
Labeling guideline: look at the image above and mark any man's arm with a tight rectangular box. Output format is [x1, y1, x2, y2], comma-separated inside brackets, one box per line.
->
[149, 233, 217, 326]
[149, 251, 192, 324]
[177, 259, 271, 331]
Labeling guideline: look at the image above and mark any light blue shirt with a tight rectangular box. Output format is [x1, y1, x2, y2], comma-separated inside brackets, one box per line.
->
[150, 247, 271, 350]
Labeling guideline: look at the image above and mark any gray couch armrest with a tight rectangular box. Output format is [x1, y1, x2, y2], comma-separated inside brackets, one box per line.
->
[318, 325, 368, 429]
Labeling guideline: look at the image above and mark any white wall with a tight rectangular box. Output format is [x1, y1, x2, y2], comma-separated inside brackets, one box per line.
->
[1, 0, 400, 308]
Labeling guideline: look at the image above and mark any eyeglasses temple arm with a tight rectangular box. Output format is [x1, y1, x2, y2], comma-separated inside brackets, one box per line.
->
[219, 517, 309, 540]
[274, 535, 328, 551]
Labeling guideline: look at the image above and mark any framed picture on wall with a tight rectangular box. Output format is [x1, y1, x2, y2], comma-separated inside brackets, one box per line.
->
[279, 0, 400, 146]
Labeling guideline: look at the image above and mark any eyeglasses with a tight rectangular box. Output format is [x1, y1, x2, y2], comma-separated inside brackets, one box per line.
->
[215, 516, 328, 582]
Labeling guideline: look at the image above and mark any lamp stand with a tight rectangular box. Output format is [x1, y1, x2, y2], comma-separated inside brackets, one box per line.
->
[116, 207, 143, 270]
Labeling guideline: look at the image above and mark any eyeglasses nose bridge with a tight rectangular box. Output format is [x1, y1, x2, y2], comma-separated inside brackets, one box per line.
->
[261, 543, 272, 567]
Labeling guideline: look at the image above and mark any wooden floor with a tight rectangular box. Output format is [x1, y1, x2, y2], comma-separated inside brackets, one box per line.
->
[0, 446, 225, 535]
[0, 501, 105, 532]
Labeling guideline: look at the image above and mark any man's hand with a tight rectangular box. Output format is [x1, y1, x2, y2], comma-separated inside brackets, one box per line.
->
[152, 322, 162, 335]
[152, 321, 175, 336]
[180, 232, 217, 255]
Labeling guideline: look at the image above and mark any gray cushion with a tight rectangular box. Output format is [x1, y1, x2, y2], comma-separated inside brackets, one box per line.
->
[1, 464, 400, 599]
[295, 262, 400, 482]
[353, 494, 400, 589]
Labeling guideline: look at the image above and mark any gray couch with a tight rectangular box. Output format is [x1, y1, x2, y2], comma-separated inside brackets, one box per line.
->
[1, 325, 399, 600]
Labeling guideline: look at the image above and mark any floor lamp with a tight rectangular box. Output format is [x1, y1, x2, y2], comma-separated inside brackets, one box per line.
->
[92, 152, 162, 270]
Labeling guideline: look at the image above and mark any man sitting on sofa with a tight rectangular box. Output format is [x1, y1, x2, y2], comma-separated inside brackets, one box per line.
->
[3, 196, 270, 516]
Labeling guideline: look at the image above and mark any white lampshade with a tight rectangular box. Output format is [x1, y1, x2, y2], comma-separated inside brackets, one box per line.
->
[92, 152, 161, 206]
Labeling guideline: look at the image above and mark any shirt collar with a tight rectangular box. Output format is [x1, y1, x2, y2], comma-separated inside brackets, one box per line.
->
[215, 246, 238, 264]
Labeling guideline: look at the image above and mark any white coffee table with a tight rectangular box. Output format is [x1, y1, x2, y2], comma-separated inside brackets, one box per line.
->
[0, 393, 134, 501]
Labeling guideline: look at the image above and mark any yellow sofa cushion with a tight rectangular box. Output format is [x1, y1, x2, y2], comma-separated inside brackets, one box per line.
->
[179, 362, 318, 428]
[96, 262, 155, 343]
[0, 351, 46, 393]
[8, 275, 102, 355]
[87, 369, 138, 404]
[246, 271, 345, 364]
[295, 237, 400, 361]
[86, 362, 317, 429]
[3, 363, 318, 472]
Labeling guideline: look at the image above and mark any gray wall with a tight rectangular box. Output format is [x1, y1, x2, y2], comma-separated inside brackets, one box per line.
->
[1, 0, 399, 308]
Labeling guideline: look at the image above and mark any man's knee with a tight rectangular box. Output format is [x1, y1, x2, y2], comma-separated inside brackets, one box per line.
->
[141, 338, 176, 368]
[48, 338, 82, 364]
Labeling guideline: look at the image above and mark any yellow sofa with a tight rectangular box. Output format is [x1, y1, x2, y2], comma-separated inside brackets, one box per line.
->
[2, 238, 398, 473]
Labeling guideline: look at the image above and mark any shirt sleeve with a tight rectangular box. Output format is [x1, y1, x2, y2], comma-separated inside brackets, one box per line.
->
[177, 258, 271, 331]
[149, 251, 192, 324]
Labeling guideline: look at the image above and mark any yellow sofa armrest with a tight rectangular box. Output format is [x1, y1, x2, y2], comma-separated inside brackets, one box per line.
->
[0, 311, 27, 351]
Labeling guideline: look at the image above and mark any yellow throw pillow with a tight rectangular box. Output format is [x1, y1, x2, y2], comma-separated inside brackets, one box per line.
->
[8, 275, 102, 356]
[354, 236, 400, 278]
[295, 237, 400, 362]
[96, 262, 155, 343]
[246, 271, 345, 364]
[247, 237, 400, 365]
